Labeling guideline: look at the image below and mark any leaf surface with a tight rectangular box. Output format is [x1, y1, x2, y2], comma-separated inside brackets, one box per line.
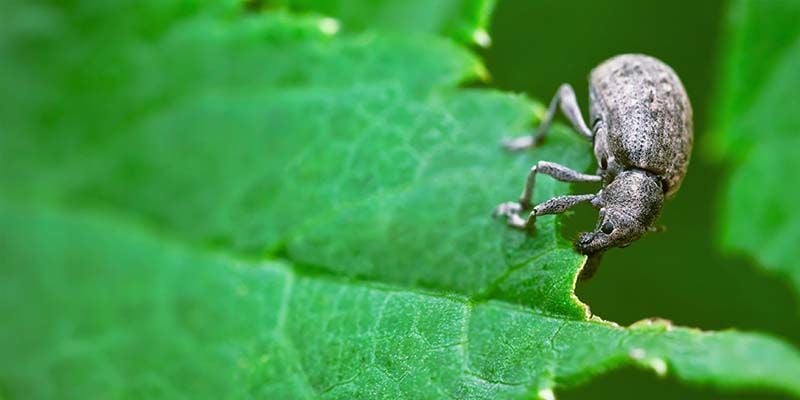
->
[4, 205, 800, 398]
[2, 0, 800, 398]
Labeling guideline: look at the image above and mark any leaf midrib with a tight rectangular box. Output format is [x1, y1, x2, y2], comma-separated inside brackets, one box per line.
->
[8, 193, 594, 320]
[18, 196, 602, 395]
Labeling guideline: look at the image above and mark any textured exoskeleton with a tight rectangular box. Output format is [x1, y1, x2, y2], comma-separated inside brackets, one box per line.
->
[495, 54, 693, 278]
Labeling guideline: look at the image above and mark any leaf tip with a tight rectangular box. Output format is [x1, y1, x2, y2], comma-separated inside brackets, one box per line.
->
[648, 358, 669, 376]
[629, 348, 669, 376]
[630, 317, 674, 331]
[472, 28, 492, 48]
[473, 61, 491, 82]
[537, 388, 556, 400]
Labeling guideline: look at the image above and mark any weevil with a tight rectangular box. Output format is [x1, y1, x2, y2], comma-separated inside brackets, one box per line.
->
[494, 54, 693, 278]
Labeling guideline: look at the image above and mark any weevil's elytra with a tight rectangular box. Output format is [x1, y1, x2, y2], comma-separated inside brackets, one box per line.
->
[590, 55, 693, 197]
[495, 54, 693, 278]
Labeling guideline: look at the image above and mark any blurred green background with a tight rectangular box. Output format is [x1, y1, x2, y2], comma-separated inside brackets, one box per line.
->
[483, 1, 799, 398]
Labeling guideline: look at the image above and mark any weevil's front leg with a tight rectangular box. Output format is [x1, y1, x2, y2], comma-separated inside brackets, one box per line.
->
[498, 194, 596, 231]
[503, 83, 593, 151]
[495, 161, 600, 231]
[534, 193, 597, 216]
[517, 161, 601, 209]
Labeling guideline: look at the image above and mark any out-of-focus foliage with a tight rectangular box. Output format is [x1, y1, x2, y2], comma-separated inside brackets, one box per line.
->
[711, 0, 800, 295]
[1, 0, 800, 399]
[272, 0, 495, 45]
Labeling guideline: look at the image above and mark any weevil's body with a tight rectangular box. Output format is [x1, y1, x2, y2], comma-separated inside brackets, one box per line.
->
[590, 55, 693, 196]
[495, 54, 693, 278]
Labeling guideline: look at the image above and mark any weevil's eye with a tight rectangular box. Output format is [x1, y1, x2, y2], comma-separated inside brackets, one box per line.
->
[601, 221, 615, 234]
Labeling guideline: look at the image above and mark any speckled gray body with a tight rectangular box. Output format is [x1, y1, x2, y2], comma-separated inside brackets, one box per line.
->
[495, 54, 693, 278]
[590, 54, 693, 197]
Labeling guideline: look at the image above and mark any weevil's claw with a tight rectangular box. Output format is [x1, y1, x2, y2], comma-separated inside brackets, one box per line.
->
[493, 201, 530, 231]
[501, 135, 536, 151]
[493, 201, 522, 217]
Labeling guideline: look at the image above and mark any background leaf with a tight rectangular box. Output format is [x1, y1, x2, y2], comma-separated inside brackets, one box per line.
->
[271, 0, 495, 45]
[710, 0, 800, 296]
[2, 0, 799, 398]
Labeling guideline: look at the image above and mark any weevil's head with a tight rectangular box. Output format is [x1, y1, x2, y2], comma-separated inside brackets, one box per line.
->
[576, 170, 664, 255]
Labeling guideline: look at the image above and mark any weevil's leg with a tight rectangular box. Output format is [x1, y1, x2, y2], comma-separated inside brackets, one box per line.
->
[533, 193, 596, 216]
[495, 161, 599, 229]
[501, 194, 596, 232]
[518, 161, 601, 209]
[503, 83, 593, 151]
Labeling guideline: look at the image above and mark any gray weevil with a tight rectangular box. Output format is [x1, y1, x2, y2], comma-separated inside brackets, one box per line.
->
[494, 54, 692, 277]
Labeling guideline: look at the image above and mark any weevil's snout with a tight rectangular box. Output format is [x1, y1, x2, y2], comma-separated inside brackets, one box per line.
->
[575, 230, 619, 254]
[576, 232, 601, 253]
[575, 211, 643, 254]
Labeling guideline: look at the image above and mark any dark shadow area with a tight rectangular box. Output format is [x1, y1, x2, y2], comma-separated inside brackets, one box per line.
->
[481, 0, 800, 365]
[559, 366, 793, 400]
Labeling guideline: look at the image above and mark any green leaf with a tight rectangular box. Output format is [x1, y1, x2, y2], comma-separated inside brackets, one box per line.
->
[709, 0, 800, 157]
[710, 0, 800, 294]
[2, 1, 800, 398]
[271, 0, 496, 45]
[3, 6, 584, 318]
[4, 205, 800, 398]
